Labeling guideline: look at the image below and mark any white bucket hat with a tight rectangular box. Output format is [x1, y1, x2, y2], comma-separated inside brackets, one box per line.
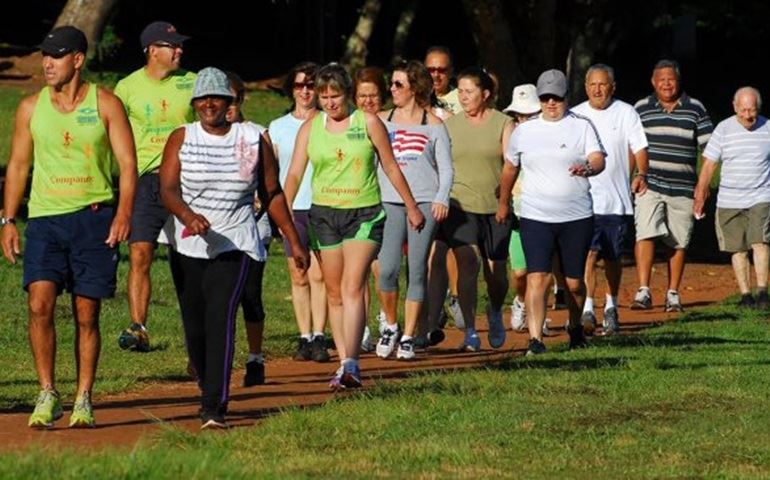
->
[503, 83, 540, 114]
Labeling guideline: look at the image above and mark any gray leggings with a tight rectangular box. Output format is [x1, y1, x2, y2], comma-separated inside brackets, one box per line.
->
[378, 202, 438, 301]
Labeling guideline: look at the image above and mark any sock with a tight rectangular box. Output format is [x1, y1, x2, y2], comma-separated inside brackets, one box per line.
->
[300, 333, 312, 341]
[247, 353, 264, 364]
[386, 323, 399, 333]
[312, 331, 325, 340]
[667, 289, 678, 296]
[639, 285, 650, 292]
[605, 294, 617, 310]
[400, 334, 413, 343]
[583, 297, 594, 313]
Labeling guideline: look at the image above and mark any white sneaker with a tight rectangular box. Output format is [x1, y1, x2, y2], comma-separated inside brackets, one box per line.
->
[376, 328, 400, 359]
[376, 311, 388, 335]
[446, 296, 465, 329]
[486, 305, 506, 349]
[460, 329, 481, 352]
[542, 318, 553, 336]
[510, 297, 526, 332]
[396, 338, 416, 360]
[360, 325, 375, 353]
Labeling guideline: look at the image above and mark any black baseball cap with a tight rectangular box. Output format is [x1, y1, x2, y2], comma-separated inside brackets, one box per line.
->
[39, 26, 88, 57]
[140, 21, 190, 49]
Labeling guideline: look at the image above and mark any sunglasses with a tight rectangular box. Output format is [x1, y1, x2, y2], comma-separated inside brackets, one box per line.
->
[390, 80, 406, 89]
[293, 81, 315, 90]
[426, 66, 448, 75]
[539, 94, 565, 103]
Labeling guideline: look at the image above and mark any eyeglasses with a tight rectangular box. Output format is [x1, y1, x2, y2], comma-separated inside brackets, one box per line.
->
[539, 94, 565, 103]
[152, 42, 181, 50]
[390, 80, 406, 90]
[426, 67, 448, 75]
[293, 82, 315, 90]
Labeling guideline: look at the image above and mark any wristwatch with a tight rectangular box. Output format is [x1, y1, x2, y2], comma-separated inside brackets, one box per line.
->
[0, 217, 16, 226]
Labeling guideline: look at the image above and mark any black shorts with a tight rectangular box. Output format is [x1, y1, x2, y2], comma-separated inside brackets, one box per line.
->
[23, 205, 118, 298]
[308, 204, 385, 250]
[590, 214, 631, 261]
[129, 173, 170, 244]
[437, 206, 512, 261]
[519, 216, 593, 278]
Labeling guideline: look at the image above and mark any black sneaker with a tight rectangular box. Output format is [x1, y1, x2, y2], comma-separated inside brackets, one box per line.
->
[526, 338, 546, 356]
[580, 311, 597, 337]
[243, 359, 265, 387]
[118, 323, 150, 352]
[293, 338, 312, 361]
[755, 290, 770, 310]
[567, 324, 588, 349]
[310, 336, 330, 362]
[602, 307, 620, 336]
[738, 293, 757, 308]
[427, 329, 445, 346]
[413, 335, 430, 349]
[200, 412, 228, 430]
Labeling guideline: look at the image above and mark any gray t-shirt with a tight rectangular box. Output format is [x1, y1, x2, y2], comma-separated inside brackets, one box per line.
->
[378, 121, 454, 205]
[703, 115, 770, 209]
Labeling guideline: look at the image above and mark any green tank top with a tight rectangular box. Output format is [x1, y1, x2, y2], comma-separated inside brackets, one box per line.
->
[307, 109, 380, 208]
[114, 68, 196, 175]
[28, 84, 114, 218]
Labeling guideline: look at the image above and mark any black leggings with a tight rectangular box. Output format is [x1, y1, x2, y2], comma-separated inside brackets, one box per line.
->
[169, 249, 250, 416]
[241, 246, 268, 324]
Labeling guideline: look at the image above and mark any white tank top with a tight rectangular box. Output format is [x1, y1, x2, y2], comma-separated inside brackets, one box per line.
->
[159, 121, 267, 261]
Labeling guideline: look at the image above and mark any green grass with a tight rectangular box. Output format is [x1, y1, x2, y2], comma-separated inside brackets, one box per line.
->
[2, 302, 770, 478]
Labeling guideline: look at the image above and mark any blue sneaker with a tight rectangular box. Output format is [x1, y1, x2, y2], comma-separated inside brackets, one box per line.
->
[340, 365, 363, 389]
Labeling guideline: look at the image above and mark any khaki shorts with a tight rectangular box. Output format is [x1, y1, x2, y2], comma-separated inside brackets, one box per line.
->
[634, 190, 694, 249]
[715, 203, 770, 252]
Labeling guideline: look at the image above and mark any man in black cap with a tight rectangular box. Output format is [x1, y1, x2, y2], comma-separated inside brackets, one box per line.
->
[1, 25, 137, 428]
[114, 21, 196, 352]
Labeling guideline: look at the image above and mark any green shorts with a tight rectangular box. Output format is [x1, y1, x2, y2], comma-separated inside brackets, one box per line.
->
[508, 228, 526, 272]
[308, 204, 385, 250]
[715, 203, 770, 252]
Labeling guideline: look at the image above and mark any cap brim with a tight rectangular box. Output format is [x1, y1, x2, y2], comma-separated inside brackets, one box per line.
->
[38, 44, 74, 58]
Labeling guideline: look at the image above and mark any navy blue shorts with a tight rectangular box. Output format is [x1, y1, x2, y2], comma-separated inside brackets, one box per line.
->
[129, 173, 169, 244]
[519, 216, 593, 278]
[283, 210, 310, 257]
[23, 205, 119, 299]
[590, 214, 631, 261]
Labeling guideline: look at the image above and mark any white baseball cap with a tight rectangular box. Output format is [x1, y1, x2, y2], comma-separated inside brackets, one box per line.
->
[503, 83, 540, 114]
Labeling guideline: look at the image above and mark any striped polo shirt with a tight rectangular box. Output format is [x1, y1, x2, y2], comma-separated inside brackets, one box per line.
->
[635, 93, 713, 198]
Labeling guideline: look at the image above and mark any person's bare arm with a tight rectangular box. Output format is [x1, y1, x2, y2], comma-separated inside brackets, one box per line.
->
[694, 157, 719, 218]
[98, 88, 137, 247]
[630, 147, 649, 195]
[258, 132, 309, 271]
[159, 128, 210, 235]
[282, 120, 312, 209]
[1, 95, 36, 263]
[366, 112, 425, 230]
[495, 120, 515, 223]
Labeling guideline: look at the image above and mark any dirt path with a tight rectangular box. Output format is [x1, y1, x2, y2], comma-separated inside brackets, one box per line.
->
[0, 262, 737, 451]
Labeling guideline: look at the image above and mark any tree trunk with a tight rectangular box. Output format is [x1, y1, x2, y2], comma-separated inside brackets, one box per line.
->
[391, 0, 418, 65]
[53, 0, 118, 58]
[566, 32, 593, 105]
[341, 0, 382, 72]
[461, 0, 519, 109]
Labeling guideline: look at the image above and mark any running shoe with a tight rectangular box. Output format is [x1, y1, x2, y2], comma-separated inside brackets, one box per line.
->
[329, 366, 344, 390]
[460, 329, 481, 352]
[28, 388, 63, 429]
[118, 323, 150, 352]
[665, 290, 684, 313]
[738, 293, 756, 309]
[243, 359, 265, 387]
[69, 392, 95, 428]
[510, 297, 526, 332]
[201, 413, 228, 430]
[293, 337, 312, 361]
[413, 335, 430, 349]
[581, 310, 597, 337]
[310, 335, 331, 362]
[567, 324, 588, 350]
[396, 338, 416, 360]
[427, 329, 445, 346]
[486, 305, 506, 349]
[526, 338, 546, 356]
[602, 307, 620, 336]
[376, 328, 400, 359]
[757, 290, 770, 310]
[630, 287, 652, 310]
[446, 296, 465, 329]
[340, 365, 363, 389]
[542, 318, 553, 336]
[360, 325, 375, 353]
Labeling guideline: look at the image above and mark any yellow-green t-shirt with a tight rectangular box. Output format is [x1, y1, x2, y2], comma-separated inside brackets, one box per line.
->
[306, 109, 380, 208]
[28, 84, 114, 217]
[114, 68, 196, 175]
